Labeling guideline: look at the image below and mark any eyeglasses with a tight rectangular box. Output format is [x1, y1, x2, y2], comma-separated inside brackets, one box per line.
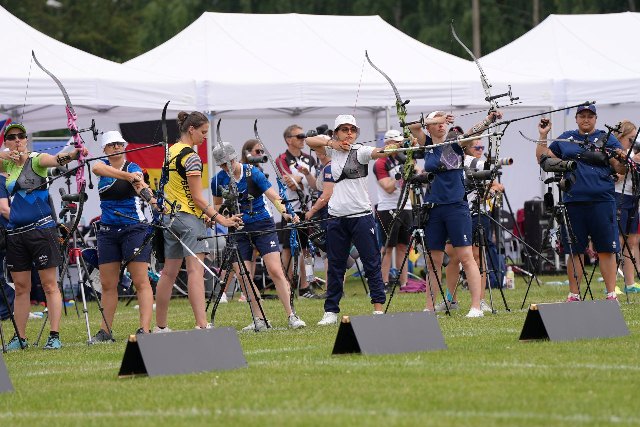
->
[105, 141, 125, 148]
[287, 133, 306, 140]
[4, 133, 27, 141]
[471, 146, 485, 151]
[338, 126, 358, 133]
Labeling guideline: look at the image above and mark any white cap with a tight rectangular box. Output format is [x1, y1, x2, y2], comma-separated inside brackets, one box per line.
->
[100, 130, 126, 148]
[384, 129, 403, 142]
[334, 114, 358, 131]
[427, 111, 446, 119]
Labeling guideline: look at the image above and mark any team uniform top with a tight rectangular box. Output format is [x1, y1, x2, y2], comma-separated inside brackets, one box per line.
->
[549, 129, 621, 203]
[164, 142, 203, 216]
[212, 164, 273, 225]
[373, 156, 412, 211]
[276, 150, 316, 212]
[3, 153, 55, 230]
[326, 144, 375, 218]
[97, 159, 145, 225]
[423, 141, 466, 205]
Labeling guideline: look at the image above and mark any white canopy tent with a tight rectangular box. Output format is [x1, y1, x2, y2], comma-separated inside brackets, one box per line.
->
[481, 12, 640, 107]
[125, 12, 553, 216]
[0, 6, 197, 133]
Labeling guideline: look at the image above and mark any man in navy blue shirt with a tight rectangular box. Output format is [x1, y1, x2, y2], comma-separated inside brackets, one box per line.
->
[536, 104, 626, 303]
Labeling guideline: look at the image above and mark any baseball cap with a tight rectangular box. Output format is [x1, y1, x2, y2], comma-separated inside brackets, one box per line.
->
[212, 141, 238, 166]
[4, 123, 27, 135]
[100, 130, 126, 148]
[427, 111, 446, 119]
[384, 129, 403, 142]
[576, 104, 596, 115]
[334, 114, 358, 131]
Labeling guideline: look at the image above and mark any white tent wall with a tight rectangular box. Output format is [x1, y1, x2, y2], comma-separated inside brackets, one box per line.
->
[0, 6, 197, 132]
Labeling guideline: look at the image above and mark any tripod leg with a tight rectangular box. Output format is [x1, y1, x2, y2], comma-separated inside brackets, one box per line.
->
[353, 260, 369, 296]
[384, 233, 415, 313]
[0, 279, 21, 349]
[34, 310, 48, 347]
[79, 257, 114, 340]
[74, 259, 94, 345]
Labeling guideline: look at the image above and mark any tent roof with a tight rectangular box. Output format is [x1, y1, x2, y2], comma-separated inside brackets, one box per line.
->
[481, 12, 640, 106]
[126, 12, 552, 111]
[0, 6, 197, 132]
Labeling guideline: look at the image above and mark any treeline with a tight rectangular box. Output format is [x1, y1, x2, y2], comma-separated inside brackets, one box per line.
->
[1, 0, 637, 62]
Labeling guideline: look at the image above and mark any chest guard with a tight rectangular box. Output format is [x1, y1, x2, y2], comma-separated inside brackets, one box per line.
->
[99, 161, 137, 201]
[12, 155, 47, 195]
[336, 149, 368, 183]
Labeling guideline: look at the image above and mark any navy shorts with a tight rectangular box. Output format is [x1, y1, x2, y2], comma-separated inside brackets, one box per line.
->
[616, 193, 639, 235]
[424, 202, 473, 251]
[236, 218, 280, 261]
[97, 222, 152, 264]
[562, 201, 619, 254]
[6, 227, 62, 271]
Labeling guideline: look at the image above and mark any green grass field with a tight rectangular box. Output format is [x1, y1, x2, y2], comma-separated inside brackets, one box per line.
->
[1, 273, 639, 427]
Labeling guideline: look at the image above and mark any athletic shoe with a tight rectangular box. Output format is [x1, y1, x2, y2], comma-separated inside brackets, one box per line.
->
[288, 314, 306, 329]
[566, 293, 580, 302]
[299, 287, 323, 299]
[219, 292, 228, 303]
[242, 318, 270, 332]
[6, 335, 28, 351]
[465, 307, 484, 318]
[624, 283, 640, 293]
[317, 311, 338, 325]
[434, 300, 458, 312]
[43, 336, 62, 350]
[606, 294, 620, 305]
[135, 328, 148, 335]
[372, 310, 385, 315]
[237, 294, 247, 303]
[152, 325, 172, 333]
[93, 329, 113, 343]
[480, 300, 493, 312]
[195, 323, 213, 329]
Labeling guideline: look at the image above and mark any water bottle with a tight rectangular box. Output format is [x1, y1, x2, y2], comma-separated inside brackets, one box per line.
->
[304, 255, 315, 283]
[505, 266, 515, 289]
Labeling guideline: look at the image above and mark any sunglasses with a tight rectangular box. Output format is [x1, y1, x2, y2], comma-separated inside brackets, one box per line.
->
[472, 146, 485, 151]
[253, 149, 265, 154]
[338, 126, 358, 133]
[4, 133, 27, 141]
[105, 141, 125, 148]
[288, 133, 306, 140]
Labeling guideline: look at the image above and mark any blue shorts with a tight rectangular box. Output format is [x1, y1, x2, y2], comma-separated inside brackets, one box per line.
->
[616, 193, 639, 235]
[424, 202, 472, 251]
[236, 218, 280, 261]
[562, 201, 619, 254]
[97, 222, 152, 264]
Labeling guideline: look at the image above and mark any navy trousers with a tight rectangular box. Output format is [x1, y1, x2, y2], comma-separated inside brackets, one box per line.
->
[325, 214, 386, 313]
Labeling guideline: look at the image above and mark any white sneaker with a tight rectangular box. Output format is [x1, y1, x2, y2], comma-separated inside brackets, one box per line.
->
[219, 293, 228, 304]
[317, 311, 338, 325]
[434, 300, 458, 312]
[480, 300, 492, 312]
[288, 314, 306, 329]
[152, 325, 172, 333]
[465, 307, 484, 318]
[372, 310, 384, 315]
[195, 323, 213, 329]
[242, 318, 270, 332]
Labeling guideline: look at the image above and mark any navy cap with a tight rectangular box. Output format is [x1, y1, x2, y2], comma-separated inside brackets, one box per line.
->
[576, 104, 596, 115]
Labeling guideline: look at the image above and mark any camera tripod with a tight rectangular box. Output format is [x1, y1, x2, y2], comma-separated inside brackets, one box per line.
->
[34, 203, 111, 346]
[521, 179, 591, 307]
[206, 226, 271, 331]
[385, 183, 449, 314]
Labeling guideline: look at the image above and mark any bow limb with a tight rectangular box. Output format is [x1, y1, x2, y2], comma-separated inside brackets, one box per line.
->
[32, 51, 87, 244]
